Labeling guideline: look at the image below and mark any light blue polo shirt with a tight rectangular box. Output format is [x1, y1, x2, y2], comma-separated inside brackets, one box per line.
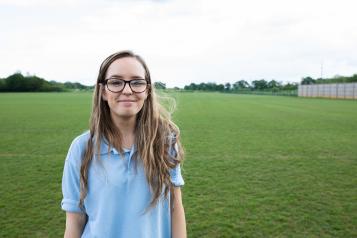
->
[61, 130, 184, 238]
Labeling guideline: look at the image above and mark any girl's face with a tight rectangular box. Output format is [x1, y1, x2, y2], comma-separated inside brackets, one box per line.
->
[102, 57, 149, 120]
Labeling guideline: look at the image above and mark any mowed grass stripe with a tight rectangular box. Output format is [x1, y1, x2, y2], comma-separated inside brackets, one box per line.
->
[0, 92, 356, 237]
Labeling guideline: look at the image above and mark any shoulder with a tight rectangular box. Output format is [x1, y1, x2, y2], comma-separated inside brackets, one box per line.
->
[72, 130, 90, 145]
[65, 130, 91, 164]
[69, 130, 91, 149]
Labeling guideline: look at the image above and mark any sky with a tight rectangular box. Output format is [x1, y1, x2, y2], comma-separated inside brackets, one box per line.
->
[1, 0, 356, 88]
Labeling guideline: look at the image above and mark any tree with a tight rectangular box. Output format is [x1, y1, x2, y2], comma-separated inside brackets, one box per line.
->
[282, 82, 298, 90]
[252, 79, 268, 90]
[154, 81, 166, 90]
[184, 83, 198, 90]
[233, 80, 249, 90]
[198, 82, 207, 91]
[224, 83, 231, 91]
[267, 80, 281, 89]
[0, 78, 6, 91]
[0, 72, 93, 92]
[301, 77, 315, 85]
[217, 84, 224, 91]
[5, 73, 26, 91]
[206, 82, 216, 91]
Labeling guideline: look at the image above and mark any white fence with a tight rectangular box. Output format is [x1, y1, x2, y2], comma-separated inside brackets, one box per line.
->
[298, 83, 357, 99]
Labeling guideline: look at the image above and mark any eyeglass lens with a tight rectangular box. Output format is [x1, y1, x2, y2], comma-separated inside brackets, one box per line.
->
[106, 79, 147, 93]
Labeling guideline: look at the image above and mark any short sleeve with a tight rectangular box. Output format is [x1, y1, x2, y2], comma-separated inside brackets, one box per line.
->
[61, 138, 86, 213]
[170, 162, 185, 187]
[169, 141, 185, 187]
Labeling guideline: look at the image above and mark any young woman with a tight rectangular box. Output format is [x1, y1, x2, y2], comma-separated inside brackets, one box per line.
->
[61, 50, 186, 237]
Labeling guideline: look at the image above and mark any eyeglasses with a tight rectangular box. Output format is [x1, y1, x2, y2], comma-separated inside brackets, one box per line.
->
[102, 78, 149, 93]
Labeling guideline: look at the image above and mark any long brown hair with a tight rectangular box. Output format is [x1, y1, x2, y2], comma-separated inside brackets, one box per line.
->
[79, 50, 184, 213]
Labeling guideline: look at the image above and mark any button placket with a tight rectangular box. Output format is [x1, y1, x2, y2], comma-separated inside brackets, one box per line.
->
[126, 152, 131, 174]
[127, 144, 136, 174]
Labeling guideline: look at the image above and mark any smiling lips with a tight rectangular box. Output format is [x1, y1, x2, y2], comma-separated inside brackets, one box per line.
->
[118, 100, 136, 107]
[118, 100, 136, 102]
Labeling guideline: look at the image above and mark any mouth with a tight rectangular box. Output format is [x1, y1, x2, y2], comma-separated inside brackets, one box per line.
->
[117, 100, 136, 102]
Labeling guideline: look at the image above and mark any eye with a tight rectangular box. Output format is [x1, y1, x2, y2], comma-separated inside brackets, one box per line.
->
[131, 80, 146, 86]
[109, 80, 124, 87]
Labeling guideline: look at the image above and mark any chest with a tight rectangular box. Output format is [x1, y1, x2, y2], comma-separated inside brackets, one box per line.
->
[88, 152, 147, 189]
[83, 153, 155, 215]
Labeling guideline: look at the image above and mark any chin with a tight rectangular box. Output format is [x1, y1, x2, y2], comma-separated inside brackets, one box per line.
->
[117, 110, 139, 118]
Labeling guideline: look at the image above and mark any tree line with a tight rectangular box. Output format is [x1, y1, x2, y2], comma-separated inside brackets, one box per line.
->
[1, 72, 356, 92]
[182, 74, 357, 92]
[301, 74, 357, 85]
[0, 73, 169, 92]
[0, 73, 93, 92]
[183, 80, 298, 92]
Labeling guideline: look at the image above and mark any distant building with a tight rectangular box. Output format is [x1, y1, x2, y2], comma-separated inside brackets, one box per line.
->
[298, 83, 357, 99]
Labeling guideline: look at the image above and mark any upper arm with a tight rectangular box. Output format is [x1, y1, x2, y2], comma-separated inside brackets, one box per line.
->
[61, 137, 86, 213]
[62, 137, 88, 237]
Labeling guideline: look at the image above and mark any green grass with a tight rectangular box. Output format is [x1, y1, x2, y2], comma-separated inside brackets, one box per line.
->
[0, 92, 356, 237]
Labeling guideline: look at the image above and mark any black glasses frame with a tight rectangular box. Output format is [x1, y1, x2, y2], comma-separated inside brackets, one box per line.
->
[102, 78, 150, 93]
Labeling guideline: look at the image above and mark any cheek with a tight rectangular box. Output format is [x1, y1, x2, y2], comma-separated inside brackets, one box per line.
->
[134, 97, 145, 110]
[105, 96, 118, 110]
[141, 92, 148, 102]
[140, 94, 148, 106]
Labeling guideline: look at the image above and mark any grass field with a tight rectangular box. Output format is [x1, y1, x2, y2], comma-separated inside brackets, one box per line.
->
[0, 92, 356, 237]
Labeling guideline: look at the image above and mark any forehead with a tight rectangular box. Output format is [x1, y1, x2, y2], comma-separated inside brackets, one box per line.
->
[105, 57, 145, 78]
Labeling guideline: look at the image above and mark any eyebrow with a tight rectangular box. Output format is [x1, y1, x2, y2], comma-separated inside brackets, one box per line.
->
[108, 74, 144, 79]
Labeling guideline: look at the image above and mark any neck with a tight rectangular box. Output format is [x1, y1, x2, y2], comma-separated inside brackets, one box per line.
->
[110, 112, 136, 149]
[111, 114, 136, 135]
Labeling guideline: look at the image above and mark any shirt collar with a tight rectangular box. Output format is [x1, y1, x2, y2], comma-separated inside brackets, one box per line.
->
[98, 136, 136, 156]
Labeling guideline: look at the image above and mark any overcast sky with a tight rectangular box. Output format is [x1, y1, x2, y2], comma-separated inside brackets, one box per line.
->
[1, 0, 356, 87]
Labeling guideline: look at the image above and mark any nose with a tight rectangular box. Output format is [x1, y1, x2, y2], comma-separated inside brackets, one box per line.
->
[122, 82, 133, 94]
